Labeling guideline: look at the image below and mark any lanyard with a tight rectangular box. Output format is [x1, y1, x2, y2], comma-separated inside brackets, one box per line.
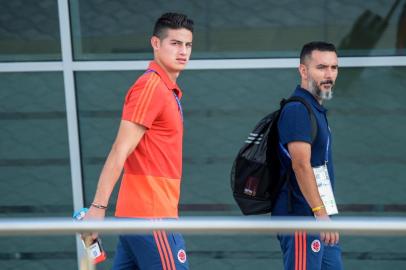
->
[145, 69, 183, 122]
[324, 135, 329, 164]
[172, 92, 183, 121]
[280, 134, 330, 164]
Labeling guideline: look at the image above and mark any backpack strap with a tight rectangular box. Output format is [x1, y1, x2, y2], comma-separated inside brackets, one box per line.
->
[280, 96, 318, 143]
[278, 96, 318, 213]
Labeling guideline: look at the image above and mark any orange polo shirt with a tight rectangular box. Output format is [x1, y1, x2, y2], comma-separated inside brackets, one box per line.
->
[115, 61, 183, 218]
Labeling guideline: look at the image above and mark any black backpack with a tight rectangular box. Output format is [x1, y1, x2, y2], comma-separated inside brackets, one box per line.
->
[230, 96, 317, 215]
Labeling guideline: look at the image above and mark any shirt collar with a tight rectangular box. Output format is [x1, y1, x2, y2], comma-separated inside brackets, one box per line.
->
[293, 85, 327, 113]
[147, 61, 182, 99]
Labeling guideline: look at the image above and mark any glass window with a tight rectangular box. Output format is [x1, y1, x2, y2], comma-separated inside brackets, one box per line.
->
[0, 72, 75, 269]
[0, 1, 61, 62]
[74, 67, 406, 215]
[178, 67, 406, 212]
[70, 0, 406, 60]
[0, 72, 72, 215]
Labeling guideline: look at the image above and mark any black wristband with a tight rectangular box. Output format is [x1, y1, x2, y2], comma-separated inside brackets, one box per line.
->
[91, 202, 107, 210]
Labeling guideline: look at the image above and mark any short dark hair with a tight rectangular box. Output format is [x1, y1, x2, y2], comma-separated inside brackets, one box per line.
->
[153, 12, 194, 39]
[300, 41, 337, 64]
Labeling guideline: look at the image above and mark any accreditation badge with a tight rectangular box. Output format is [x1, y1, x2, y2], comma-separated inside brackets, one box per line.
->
[313, 164, 338, 215]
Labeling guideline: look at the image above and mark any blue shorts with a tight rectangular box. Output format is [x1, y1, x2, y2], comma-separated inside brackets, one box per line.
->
[112, 231, 189, 270]
[278, 232, 343, 270]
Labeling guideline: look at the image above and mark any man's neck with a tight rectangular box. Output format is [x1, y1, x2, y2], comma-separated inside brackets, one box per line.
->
[154, 59, 179, 83]
[300, 83, 323, 105]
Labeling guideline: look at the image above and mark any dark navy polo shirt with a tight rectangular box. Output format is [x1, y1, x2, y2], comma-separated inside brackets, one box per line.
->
[272, 85, 335, 216]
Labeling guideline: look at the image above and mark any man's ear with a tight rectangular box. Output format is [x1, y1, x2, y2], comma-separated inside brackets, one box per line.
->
[299, 64, 308, 80]
[151, 36, 160, 50]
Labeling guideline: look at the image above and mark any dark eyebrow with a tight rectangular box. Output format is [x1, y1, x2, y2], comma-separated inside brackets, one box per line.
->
[170, 39, 188, 43]
[316, 64, 338, 68]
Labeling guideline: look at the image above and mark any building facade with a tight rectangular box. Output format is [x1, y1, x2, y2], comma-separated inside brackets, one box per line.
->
[1, 0, 406, 269]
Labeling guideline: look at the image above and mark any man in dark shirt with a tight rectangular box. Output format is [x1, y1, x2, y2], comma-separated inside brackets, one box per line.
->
[273, 41, 343, 270]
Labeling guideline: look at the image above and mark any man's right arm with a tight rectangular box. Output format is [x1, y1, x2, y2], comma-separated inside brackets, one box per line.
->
[288, 141, 339, 245]
[84, 120, 146, 222]
[279, 102, 338, 245]
[287, 142, 325, 213]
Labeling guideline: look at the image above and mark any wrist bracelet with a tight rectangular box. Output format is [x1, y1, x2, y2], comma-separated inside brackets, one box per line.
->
[311, 205, 325, 213]
[91, 202, 108, 210]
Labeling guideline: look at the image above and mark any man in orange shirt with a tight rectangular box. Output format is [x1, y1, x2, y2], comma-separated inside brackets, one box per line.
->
[84, 12, 193, 270]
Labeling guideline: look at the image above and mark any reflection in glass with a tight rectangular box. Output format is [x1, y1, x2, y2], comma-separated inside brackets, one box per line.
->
[0, 72, 75, 269]
[70, 0, 406, 60]
[74, 68, 406, 212]
[0, 1, 61, 62]
[0, 72, 72, 213]
[73, 67, 406, 269]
